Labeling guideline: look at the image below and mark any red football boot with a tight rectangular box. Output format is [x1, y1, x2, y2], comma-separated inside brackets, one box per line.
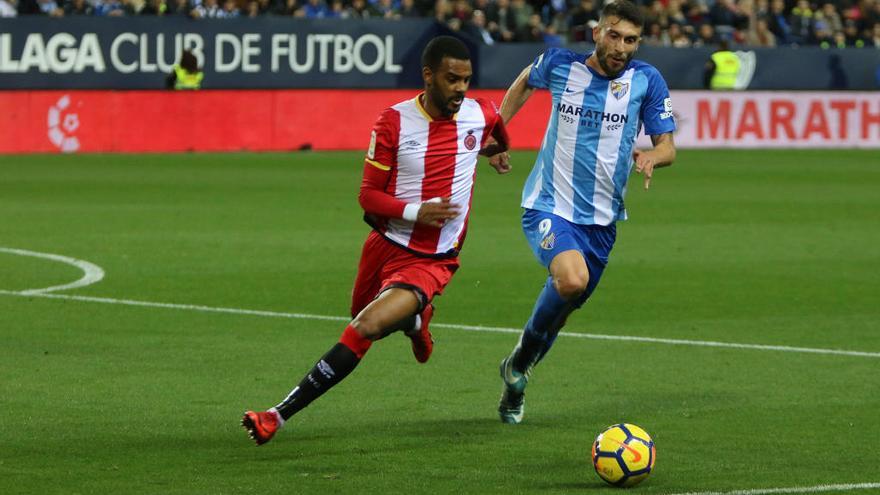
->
[241, 410, 280, 446]
[406, 304, 434, 363]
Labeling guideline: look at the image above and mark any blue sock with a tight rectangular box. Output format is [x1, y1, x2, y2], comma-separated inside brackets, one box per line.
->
[511, 276, 574, 373]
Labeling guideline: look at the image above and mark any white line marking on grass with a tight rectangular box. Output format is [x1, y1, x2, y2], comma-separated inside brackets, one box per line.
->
[0, 247, 105, 295]
[667, 481, 880, 495]
[1, 290, 879, 359]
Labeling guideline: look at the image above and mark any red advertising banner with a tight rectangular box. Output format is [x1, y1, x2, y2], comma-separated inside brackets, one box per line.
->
[0, 89, 550, 154]
[2, 90, 878, 153]
[664, 91, 880, 148]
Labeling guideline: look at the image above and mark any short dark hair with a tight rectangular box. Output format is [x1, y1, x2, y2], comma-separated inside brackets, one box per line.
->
[180, 50, 199, 73]
[421, 36, 470, 72]
[600, 0, 645, 29]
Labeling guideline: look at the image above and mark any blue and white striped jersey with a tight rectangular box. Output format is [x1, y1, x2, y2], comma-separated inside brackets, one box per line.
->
[521, 48, 676, 225]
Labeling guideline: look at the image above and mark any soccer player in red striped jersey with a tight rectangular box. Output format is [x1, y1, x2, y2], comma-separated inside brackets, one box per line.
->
[242, 36, 510, 445]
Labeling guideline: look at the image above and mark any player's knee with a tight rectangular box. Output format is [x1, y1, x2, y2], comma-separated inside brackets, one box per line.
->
[350, 315, 383, 340]
[553, 272, 589, 301]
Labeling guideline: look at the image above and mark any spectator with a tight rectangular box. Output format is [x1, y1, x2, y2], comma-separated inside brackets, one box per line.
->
[464, 9, 496, 44]
[819, 2, 843, 33]
[843, 18, 867, 46]
[37, 0, 64, 15]
[486, 0, 517, 42]
[669, 21, 693, 46]
[448, 0, 469, 21]
[327, 0, 344, 17]
[0, 0, 15, 16]
[274, 0, 298, 15]
[543, 20, 564, 46]
[510, 0, 534, 33]
[643, 21, 665, 46]
[245, 0, 260, 16]
[747, 17, 778, 45]
[220, 0, 239, 16]
[515, 12, 545, 42]
[94, 0, 137, 16]
[568, 0, 599, 42]
[347, 0, 378, 18]
[64, 0, 94, 15]
[399, 0, 421, 17]
[192, 0, 221, 17]
[167, 0, 190, 15]
[684, 0, 709, 26]
[666, 0, 687, 26]
[140, 0, 167, 15]
[693, 22, 719, 46]
[790, 0, 814, 43]
[767, 0, 793, 44]
[871, 22, 880, 47]
[300, 0, 329, 17]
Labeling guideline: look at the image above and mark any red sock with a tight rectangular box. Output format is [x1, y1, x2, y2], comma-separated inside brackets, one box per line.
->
[339, 325, 372, 359]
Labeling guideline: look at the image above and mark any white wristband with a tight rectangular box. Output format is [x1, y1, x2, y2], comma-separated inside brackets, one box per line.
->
[402, 203, 421, 222]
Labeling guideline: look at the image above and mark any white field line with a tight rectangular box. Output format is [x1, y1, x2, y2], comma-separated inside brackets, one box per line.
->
[667, 481, 880, 495]
[1, 289, 879, 359]
[0, 247, 105, 295]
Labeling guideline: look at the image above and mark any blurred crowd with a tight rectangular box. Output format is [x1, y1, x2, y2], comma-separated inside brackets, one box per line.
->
[3, 0, 880, 48]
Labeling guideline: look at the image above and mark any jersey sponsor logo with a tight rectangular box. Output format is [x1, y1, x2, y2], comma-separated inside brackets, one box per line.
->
[464, 130, 476, 150]
[611, 81, 629, 100]
[659, 111, 674, 120]
[367, 130, 377, 159]
[556, 103, 628, 123]
[610, 438, 643, 463]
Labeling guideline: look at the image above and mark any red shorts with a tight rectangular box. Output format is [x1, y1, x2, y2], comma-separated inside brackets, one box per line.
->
[350, 230, 459, 317]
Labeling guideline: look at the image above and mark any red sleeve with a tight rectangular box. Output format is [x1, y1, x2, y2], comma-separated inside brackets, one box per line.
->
[358, 108, 408, 219]
[477, 98, 510, 152]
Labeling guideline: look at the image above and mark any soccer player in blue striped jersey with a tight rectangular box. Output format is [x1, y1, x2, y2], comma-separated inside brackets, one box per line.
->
[492, 0, 677, 424]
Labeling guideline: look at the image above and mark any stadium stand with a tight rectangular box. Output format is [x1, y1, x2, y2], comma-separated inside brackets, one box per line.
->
[5, 0, 880, 48]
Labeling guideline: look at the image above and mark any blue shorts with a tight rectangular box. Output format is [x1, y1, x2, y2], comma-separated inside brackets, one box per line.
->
[522, 209, 617, 305]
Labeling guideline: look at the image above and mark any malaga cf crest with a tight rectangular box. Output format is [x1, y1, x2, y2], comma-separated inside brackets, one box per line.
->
[611, 81, 629, 100]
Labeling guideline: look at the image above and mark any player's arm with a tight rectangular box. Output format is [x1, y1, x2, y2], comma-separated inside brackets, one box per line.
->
[479, 118, 510, 158]
[359, 164, 460, 228]
[633, 132, 676, 191]
[498, 65, 536, 124]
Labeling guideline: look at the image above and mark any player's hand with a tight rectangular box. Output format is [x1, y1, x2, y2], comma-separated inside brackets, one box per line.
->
[488, 151, 511, 174]
[417, 197, 461, 228]
[633, 149, 657, 190]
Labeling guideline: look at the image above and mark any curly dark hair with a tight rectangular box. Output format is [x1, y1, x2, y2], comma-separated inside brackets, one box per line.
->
[601, 0, 645, 29]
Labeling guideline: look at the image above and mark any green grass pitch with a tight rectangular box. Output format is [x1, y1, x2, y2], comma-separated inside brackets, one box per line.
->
[1, 150, 879, 494]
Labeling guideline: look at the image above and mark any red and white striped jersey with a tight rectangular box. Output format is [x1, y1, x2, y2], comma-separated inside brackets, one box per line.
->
[361, 94, 504, 258]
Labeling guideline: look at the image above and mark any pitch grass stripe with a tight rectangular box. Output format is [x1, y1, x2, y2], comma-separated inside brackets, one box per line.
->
[0, 247, 105, 295]
[1, 290, 879, 359]
[667, 481, 880, 495]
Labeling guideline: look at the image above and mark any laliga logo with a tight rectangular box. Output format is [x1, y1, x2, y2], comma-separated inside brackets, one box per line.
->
[47, 95, 81, 153]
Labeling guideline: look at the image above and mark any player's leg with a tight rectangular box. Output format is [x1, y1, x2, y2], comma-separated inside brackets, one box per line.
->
[242, 232, 399, 445]
[499, 210, 590, 424]
[242, 288, 420, 445]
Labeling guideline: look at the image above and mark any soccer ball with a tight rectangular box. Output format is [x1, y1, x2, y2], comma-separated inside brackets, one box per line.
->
[591, 423, 656, 487]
